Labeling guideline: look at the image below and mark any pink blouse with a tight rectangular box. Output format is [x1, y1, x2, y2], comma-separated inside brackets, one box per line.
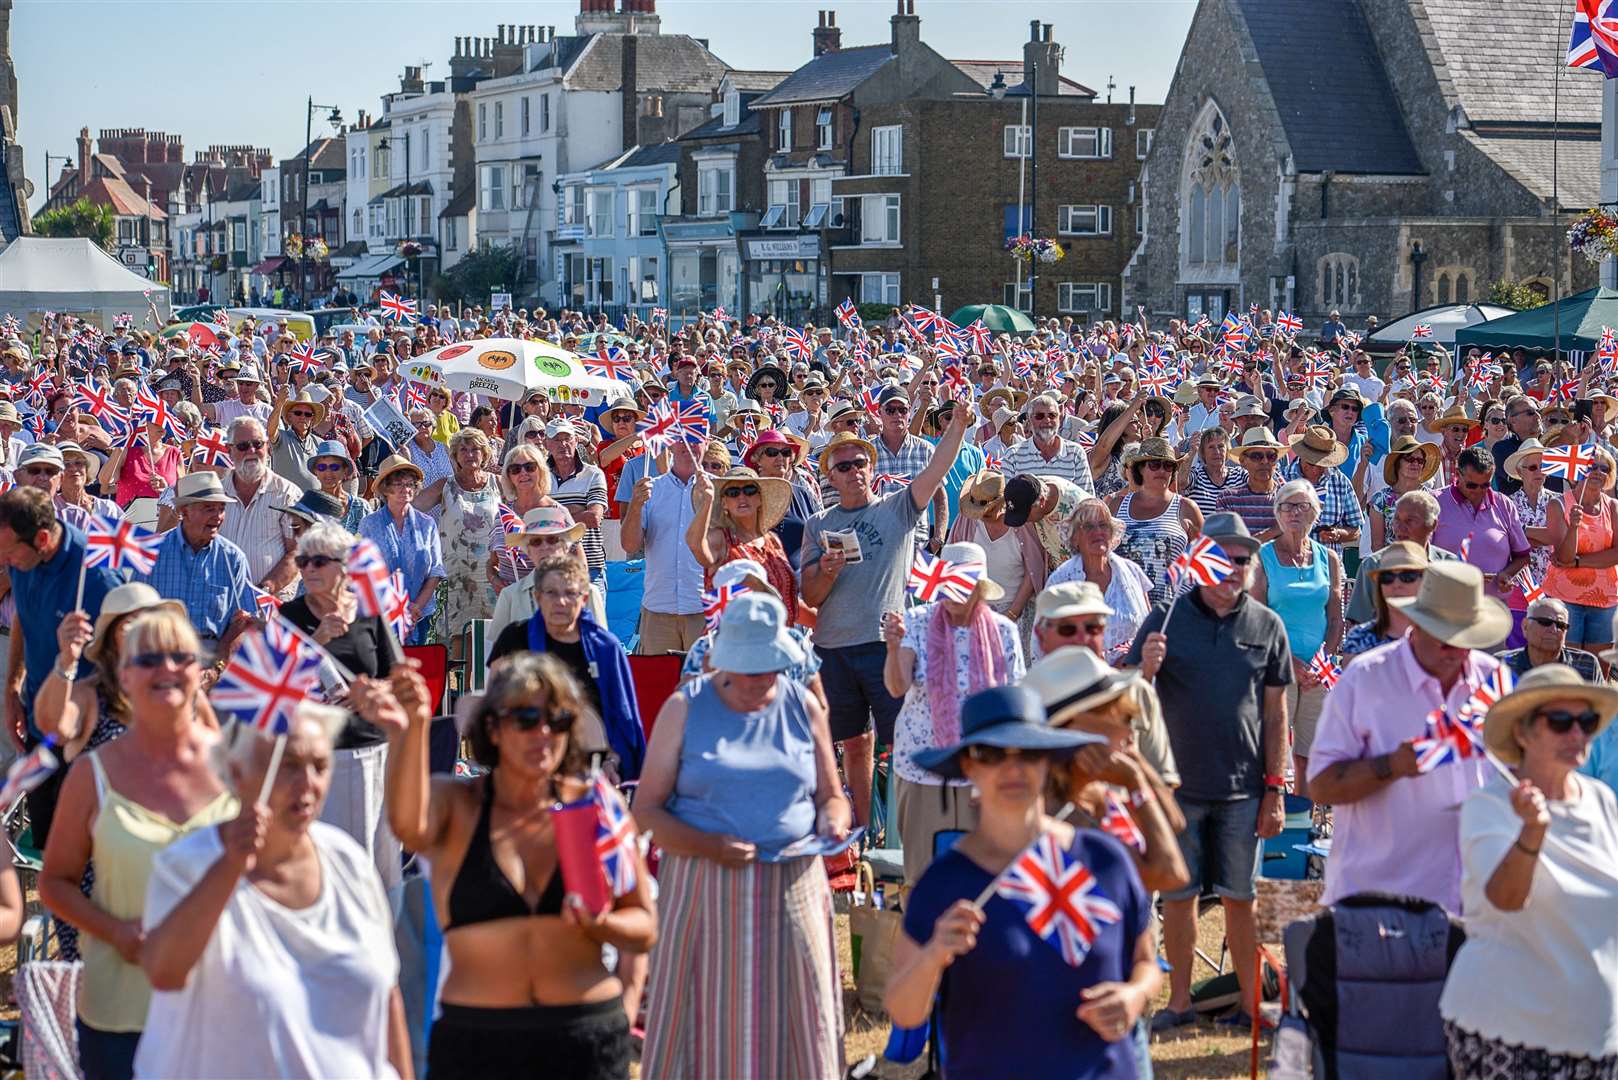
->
[115, 444, 181, 506]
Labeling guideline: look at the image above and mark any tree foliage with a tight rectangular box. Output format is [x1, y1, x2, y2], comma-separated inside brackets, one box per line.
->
[31, 197, 115, 250]
[432, 244, 521, 306]
[1486, 278, 1549, 311]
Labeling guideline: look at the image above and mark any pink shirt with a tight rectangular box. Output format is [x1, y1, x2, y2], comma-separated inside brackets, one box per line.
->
[1307, 634, 1496, 913]
[1432, 484, 1529, 578]
[115, 444, 181, 507]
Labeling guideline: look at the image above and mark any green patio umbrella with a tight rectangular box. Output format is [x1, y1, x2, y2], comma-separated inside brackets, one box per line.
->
[948, 304, 1036, 334]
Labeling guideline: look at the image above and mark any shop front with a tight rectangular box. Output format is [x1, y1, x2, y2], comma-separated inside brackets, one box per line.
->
[739, 234, 825, 325]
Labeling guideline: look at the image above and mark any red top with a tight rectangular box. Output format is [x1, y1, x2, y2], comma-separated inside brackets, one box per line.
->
[704, 528, 799, 625]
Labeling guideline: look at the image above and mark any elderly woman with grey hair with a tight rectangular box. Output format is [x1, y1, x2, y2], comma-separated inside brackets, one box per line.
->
[136, 703, 413, 1080]
[405, 406, 453, 493]
[1252, 477, 1342, 798]
[1046, 498, 1154, 661]
[277, 521, 403, 887]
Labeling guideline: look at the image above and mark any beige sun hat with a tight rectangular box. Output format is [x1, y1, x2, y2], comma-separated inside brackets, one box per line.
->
[959, 470, 1007, 520]
[375, 454, 426, 488]
[1021, 645, 1141, 727]
[85, 582, 187, 666]
[1503, 438, 1546, 482]
[1385, 561, 1512, 650]
[1383, 435, 1440, 486]
[707, 467, 792, 531]
[1287, 425, 1348, 469]
[274, 390, 328, 428]
[817, 431, 880, 477]
[1424, 402, 1480, 436]
[1229, 426, 1286, 463]
[1483, 662, 1618, 765]
[1034, 581, 1114, 621]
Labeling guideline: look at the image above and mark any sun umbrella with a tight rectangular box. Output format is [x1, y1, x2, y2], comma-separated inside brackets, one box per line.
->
[402, 337, 632, 406]
[947, 304, 1036, 335]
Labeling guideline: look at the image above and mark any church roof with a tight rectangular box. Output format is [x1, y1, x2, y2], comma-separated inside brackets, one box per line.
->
[1234, 0, 1424, 175]
[1421, 0, 1601, 127]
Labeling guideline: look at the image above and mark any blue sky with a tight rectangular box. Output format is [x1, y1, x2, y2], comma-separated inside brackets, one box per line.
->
[15, 0, 1197, 212]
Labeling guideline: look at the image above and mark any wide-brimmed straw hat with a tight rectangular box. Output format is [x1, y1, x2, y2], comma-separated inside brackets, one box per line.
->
[1483, 663, 1618, 765]
[274, 390, 328, 428]
[707, 467, 792, 530]
[1386, 561, 1511, 649]
[1383, 435, 1440, 486]
[1287, 425, 1348, 469]
[911, 686, 1105, 781]
[1021, 646, 1142, 728]
[1229, 427, 1285, 463]
[1504, 438, 1547, 482]
[1424, 403, 1480, 436]
[1124, 437, 1179, 471]
[959, 470, 1006, 520]
[85, 583, 186, 666]
[375, 454, 426, 488]
[817, 431, 879, 477]
[978, 387, 1028, 421]
[708, 592, 805, 675]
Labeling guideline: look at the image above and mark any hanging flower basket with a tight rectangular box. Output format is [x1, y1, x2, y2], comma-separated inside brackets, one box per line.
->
[1005, 234, 1064, 264]
[1568, 207, 1618, 265]
[398, 240, 423, 260]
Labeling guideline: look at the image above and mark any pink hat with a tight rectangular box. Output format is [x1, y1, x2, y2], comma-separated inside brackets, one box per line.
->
[742, 427, 808, 468]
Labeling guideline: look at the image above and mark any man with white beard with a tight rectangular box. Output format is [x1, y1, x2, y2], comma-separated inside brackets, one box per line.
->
[219, 417, 302, 600]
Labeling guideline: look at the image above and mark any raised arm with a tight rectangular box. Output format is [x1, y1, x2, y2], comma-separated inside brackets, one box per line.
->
[911, 400, 970, 512]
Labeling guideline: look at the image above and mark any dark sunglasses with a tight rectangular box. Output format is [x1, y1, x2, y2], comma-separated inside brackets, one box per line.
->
[882, 404, 909, 416]
[1534, 708, 1601, 735]
[1241, 450, 1279, 462]
[128, 651, 198, 669]
[289, 410, 315, 419]
[965, 745, 1056, 766]
[294, 554, 339, 570]
[1527, 615, 1570, 631]
[1458, 479, 1491, 491]
[1050, 621, 1107, 637]
[494, 706, 576, 734]
[1380, 569, 1424, 585]
[311, 461, 345, 473]
[20, 466, 58, 478]
[722, 484, 760, 498]
[234, 439, 266, 452]
[507, 461, 540, 474]
[832, 459, 868, 473]
[1228, 555, 1252, 566]
[1143, 460, 1174, 472]
[757, 446, 793, 459]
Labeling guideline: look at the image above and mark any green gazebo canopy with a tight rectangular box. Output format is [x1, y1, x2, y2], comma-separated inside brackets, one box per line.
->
[1452, 287, 1618, 355]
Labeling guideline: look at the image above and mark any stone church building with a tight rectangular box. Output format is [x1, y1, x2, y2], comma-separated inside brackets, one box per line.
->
[1129, 0, 1601, 329]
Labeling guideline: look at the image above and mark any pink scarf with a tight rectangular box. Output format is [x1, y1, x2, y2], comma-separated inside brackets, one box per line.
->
[927, 600, 1009, 751]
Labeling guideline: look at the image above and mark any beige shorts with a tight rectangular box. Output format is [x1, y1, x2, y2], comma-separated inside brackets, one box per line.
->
[897, 777, 979, 887]
[636, 610, 706, 655]
[1286, 680, 1327, 760]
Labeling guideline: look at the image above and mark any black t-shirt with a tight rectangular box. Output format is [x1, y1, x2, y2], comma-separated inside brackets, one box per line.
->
[280, 596, 394, 748]
[488, 620, 602, 717]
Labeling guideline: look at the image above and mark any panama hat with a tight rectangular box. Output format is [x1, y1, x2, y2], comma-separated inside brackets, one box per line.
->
[1034, 581, 1113, 622]
[959, 470, 1006, 519]
[1287, 425, 1348, 469]
[817, 431, 879, 477]
[1503, 438, 1546, 482]
[174, 471, 236, 505]
[1483, 663, 1618, 765]
[275, 390, 328, 428]
[979, 387, 1028, 421]
[707, 592, 805, 675]
[375, 454, 426, 488]
[1383, 435, 1440, 486]
[707, 467, 791, 531]
[511, 505, 586, 545]
[1424, 403, 1480, 436]
[1021, 646, 1141, 727]
[85, 583, 186, 666]
[1386, 561, 1512, 649]
[1229, 426, 1286, 463]
[911, 686, 1105, 781]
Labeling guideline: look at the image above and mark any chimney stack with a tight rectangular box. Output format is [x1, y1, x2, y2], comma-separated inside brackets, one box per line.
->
[1022, 19, 1060, 96]
[890, 0, 919, 53]
[77, 125, 90, 184]
[813, 10, 841, 57]
[621, 33, 639, 153]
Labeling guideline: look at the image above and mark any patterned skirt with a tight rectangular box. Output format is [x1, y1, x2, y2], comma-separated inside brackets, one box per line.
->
[640, 853, 843, 1080]
[1446, 1021, 1618, 1080]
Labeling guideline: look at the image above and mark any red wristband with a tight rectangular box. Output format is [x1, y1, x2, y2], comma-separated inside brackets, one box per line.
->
[1264, 774, 1285, 788]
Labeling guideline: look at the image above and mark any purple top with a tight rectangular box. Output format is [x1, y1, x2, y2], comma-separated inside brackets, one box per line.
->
[1433, 484, 1529, 580]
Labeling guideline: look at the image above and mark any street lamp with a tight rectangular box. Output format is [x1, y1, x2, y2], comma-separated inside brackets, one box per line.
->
[42, 151, 72, 209]
[299, 98, 343, 310]
[1408, 239, 1426, 315]
[378, 132, 418, 300]
[988, 66, 1038, 317]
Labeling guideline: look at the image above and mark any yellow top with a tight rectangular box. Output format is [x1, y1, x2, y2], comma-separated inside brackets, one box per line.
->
[78, 751, 237, 1033]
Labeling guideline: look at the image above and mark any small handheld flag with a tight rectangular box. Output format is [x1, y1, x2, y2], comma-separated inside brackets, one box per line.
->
[1098, 790, 1146, 853]
[0, 738, 58, 810]
[703, 583, 750, 631]
[1541, 441, 1598, 484]
[994, 832, 1123, 967]
[593, 774, 639, 898]
[1170, 536, 1234, 588]
[84, 513, 163, 575]
[907, 551, 985, 604]
[1412, 707, 1485, 773]
[1307, 646, 1342, 690]
[212, 630, 325, 736]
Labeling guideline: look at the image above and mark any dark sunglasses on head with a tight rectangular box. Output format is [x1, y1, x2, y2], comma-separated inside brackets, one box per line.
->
[965, 745, 1056, 766]
[1534, 708, 1601, 735]
[507, 461, 540, 474]
[1527, 615, 1570, 631]
[235, 439, 266, 452]
[293, 554, 339, 570]
[832, 459, 868, 474]
[1051, 621, 1107, 638]
[722, 484, 760, 498]
[494, 706, 576, 734]
[1380, 569, 1424, 585]
[128, 651, 198, 670]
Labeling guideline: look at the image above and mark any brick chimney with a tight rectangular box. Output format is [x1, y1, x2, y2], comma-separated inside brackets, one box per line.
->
[577, 0, 628, 35]
[622, 0, 661, 34]
[813, 10, 841, 57]
[493, 24, 526, 78]
[1022, 21, 1060, 96]
[400, 65, 425, 94]
[622, 33, 639, 153]
[77, 126, 90, 183]
[890, 0, 919, 54]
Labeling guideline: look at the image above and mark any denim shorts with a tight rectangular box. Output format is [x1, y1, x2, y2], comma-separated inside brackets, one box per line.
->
[1562, 600, 1617, 646]
[1164, 795, 1264, 903]
[815, 642, 902, 745]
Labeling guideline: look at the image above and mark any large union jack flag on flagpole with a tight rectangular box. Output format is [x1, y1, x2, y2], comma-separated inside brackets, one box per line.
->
[995, 832, 1123, 967]
[213, 630, 325, 735]
[1570, 0, 1618, 75]
[84, 513, 163, 574]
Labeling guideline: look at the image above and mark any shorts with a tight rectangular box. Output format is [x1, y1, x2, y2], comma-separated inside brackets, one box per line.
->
[816, 642, 902, 745]
[1163, 795, 1263, 903]
[1562, 600, 1617, 646]
[76, 1018, 140, 1080]
[896, 777, 978, 886]
[636, 610, 706, 655]
[428, 999, 630, 1080]
[1285, 681, 1327, 760]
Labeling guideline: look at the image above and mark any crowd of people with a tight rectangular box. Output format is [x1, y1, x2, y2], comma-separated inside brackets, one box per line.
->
[0, 299, 1608, 1078]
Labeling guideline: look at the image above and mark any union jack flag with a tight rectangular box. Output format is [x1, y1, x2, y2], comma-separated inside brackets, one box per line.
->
[637, 400, 709, 454]
[1458, 532, 1473, 561]
[1412, 707, 1485, 773]
[835, 298, 863, 332]
[1541, 441, 1599, 483]
[593, 774, 639, 898]
[1411, 323, 1434, 340]
[213, 628, 325, 735]
[1552, 378, 1582, 403]
[0, 737, 58, 810]
[1170, 536, 1234, 588]
[1569, 0, 1618, 75]
[132, 385, 186, 442]
[347, 539, 395, 618]
[1140, 369, 1177, 398]
[858, 387, 882, 417]
[74, 380, 120, 421]
[1458, 666, 1516, 725]
[210, 308, 232, 329]
[668, 400, 710, 445]
[1098, 789, 1146, 853]
[84, 513, 163, 574]
[1520, 572, 1546, 604]
[907, 306, 948, 339]
[1220, 313, 1248, 349]
[249, 585, 281, 616]
[1275, 312, 1303, 334]
[385, 570, 414, 639]
[907, 551, 985, 603]
[963, 319, 993, 354]
[285, 340, 319, 376]
[378, 291, 419, 322]
[650, 307, 668, 323]
[941, 364, 970, 397]
[1307, 646, 1342, 690]
[192, 425, 233, 468]
[995, 832, 1123, 967]
[186, 322, 220, 350]
[585, 344, 637, 382]
[872, 472, 912, 494]
[497, 503, 524, 536]
[702, 583, 750, 631]
[778, 327, 813, 361]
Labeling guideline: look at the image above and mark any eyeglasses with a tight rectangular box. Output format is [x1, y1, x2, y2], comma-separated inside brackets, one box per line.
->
[832, 459, 868, 473]
[882, 404, 909, 416]
[538, 588, 588, 604]
[1276, 501, 1313, 514]
[1242, 450, 1279, 462]
[965, 745, 1055, 766]
[1534, 708, 1601, 735]
[312, 461, 345, 473]
[756, 446, 793, 459]
[493, 706, 576, 734]
[127, 651, 198, 670]
[234, 439, 266, 452]
[722, 484, 760, 498]
[1379, 569, 1424, 585]
[1143, 460, 1174, 472]
[1458, 479, 1491, 492]
[289, 410, 315, 420]
[1527, 615, 1570, 631]
[507, 461, 539, 474]
[20, 466, 58, 478]
[413, 420, 433, 429]
[1049, 621, 1107, 638]
[293, 554, 339, 570]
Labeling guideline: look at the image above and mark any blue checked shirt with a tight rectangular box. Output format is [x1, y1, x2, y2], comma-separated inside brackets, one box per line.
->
[358, 506, 447, 619]
[137, 529, 258, 643]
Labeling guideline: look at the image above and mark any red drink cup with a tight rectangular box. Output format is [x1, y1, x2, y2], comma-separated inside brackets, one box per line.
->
[550, 798, 610, 916]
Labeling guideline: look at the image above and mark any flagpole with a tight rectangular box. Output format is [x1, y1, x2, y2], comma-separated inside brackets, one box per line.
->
[74, 558, 89, 613]
[256, 734, 287, 807]
[971, 803, 1075, 907]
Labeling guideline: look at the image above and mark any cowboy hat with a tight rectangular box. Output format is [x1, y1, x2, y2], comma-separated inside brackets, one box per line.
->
[275, 390, 328, 428]
[1382, 435, 1440, 486]
[911, 686, 1105, 781]
[1483, 663, 1618, 765]
[375, 454, 426, 488]
[1229, 426, 1285, 463]
[940, 541, 1004, 602]
[511, 505, 586, 545]
[1503, 438, 1547, 482]
[1287, 425, 1348, 469]
[1423, 403, 1480, 435]
[741, 428, 808, 469]
[817, 431, 879, 477]
[959, 470, 1007, 520]
[707, 467, 792, 531]
[1386, 560, 1512, 650]
[1021, 646, 1141, 727]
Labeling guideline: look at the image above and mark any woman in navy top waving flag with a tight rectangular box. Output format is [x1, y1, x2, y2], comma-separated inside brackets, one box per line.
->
[885, 686, 1158, 1079]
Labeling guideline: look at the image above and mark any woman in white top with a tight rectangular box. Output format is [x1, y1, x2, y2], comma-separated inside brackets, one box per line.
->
[1046, 498, 1154, 662]
[1440, 664, 1618, 1078]
[137, 703, 411, 1080]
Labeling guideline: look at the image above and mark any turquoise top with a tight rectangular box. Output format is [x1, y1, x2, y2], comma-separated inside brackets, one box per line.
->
[1259, 538, 1331, 660]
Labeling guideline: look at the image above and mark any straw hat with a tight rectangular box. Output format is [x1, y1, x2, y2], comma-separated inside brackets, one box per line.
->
[275, 390, 328, 428]
[979, 387, 1028, 421]
[707, 467, 792, 531]
[1503, 438, 1546, 482]
[1375, 540, 1430, 575]
[719, 398, 768, 437]
[1386, 561, 1511, 649]
[990, 406, 1020, 432]
[1382, 435, 1440, 486]
[1482, 663, 1618, 765]
[1423, 403, 1479, 435]
[1124, 437, 1179, 471]
[85, 583, 186, 666]
[375, 454, 426, 488]
[817, 431, 879, 477]
[1287, 425, 1348, 469]
[1229, 427, 1285, 463]
[959, 470, 1007, 519]
[511, 505, 586, 545]
[1021, 646, 1142, 727]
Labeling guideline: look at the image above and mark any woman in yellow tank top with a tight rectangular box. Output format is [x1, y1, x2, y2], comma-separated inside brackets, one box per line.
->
[40, 608, 237, 1080]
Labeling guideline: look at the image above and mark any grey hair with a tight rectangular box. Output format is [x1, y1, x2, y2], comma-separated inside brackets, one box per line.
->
[1068, 496, 1126, 548]
[296, 520, 356, 560]
[1274, 477, 1321, 518]
[1527, 596, 1569, 620]
[230, 416, 266, 441]
[1387, 399, 1418, 420]
[211, 702, 346, 788]
[1396, 488, 1441, 527]
[409, 407, 433, 423]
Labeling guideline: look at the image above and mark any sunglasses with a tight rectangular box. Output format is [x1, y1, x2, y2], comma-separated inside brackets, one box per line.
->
[1142, 461, 1174, 472]
[1458, 479, 1491, 492]
[494, 706, 576, 734]
[1228, 555, 1252, 566]
[312, 461, 345, 473]
[1527, 615, 1570, 631]
[20, 466, 58, 478]
[722, 484, 760, 498]
[882, 404, 909, 416]
[965, 745, 1056, 766]
[756, 446, 793, 459]
[1379, 569, 1424, 585]
[293, 554, 339, 570]
[1534, 708, 1601, 735]
[413, 420, 433, 429]
[1242, 450, 1279, 462]
[289, 410, 315, 419]
[128, 651, 198, 670]
[507, 461, 539, 474]
[1050, 621, 1106, 637]
[832, 459, 868, 473]
[234, 439, 266, 452]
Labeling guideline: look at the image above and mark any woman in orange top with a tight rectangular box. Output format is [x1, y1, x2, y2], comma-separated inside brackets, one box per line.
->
[1544, 445, 1618, 654]
[685, 466, 798, 623]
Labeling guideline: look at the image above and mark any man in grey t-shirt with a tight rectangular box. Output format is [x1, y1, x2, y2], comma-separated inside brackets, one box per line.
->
[800, 401, 970, 828]
[266, 384, 322, 492]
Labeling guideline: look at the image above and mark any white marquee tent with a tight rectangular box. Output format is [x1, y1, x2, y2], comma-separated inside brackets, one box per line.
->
[0, 237, 171, 330]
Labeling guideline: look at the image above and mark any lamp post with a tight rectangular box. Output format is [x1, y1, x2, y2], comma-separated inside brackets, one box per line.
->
[1408, 239, 1426, 315]
[988, 66, 1038, 317]
[300, 98, 343, 311]
[42, 151, 71, 209]
[378, 132, 417, 300]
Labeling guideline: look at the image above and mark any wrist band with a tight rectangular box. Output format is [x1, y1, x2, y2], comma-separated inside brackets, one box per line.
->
[1264, 774, 1285, 788]
[1514, 838, 1542, 857]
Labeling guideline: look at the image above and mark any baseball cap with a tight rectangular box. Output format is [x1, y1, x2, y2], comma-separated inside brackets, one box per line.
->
[1001, 475, 1043, 528]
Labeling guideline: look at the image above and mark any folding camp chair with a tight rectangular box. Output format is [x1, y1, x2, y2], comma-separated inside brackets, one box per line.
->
[403, 643, 451, 715]
[12, 916, 81, 1079]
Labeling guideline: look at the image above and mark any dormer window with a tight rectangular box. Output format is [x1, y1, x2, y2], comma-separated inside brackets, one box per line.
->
[722, 91, 740, 128]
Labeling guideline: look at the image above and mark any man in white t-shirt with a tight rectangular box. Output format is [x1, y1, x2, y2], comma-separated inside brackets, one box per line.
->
[1342, 351, 1385, 403]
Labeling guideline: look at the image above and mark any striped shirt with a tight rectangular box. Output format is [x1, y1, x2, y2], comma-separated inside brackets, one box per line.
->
[219, 471, 301, 597]
[549, 459, 609, 578]
[1186, 459, 1249, 517]
[1215, 482, 1280, 538]
[999, 436, 1096, 495]
[874, 433, 937, 544]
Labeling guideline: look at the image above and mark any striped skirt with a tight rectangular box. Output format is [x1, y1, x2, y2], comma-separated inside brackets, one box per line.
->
[640, 853, 844, 1080]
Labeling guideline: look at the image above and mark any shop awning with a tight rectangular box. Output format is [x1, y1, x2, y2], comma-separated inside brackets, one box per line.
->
[336, 253, 405, 281]
[249, 256, 289, 276]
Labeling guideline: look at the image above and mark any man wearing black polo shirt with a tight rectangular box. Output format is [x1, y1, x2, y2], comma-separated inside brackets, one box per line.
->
[1125, 512, 1291, 1032]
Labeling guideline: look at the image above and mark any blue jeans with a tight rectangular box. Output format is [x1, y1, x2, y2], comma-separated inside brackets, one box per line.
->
[76, 1019, 140, 1080]
[816, 642, 902, 745]
[1164, 796, 1264, 903]
[1562, 600, 1616, 647]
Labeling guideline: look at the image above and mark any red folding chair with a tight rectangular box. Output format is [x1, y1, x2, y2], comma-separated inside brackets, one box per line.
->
[628, 654, 683, 739]
[403, 644, 451, 715]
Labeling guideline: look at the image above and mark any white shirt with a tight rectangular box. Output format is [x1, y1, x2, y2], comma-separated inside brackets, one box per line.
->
[1343, 372, 1385, 402]
[215, 397, 272, 432]
[136, 822, 401, 1080]
[220, 470, 301, 596]
[959, 517, 1026, 612]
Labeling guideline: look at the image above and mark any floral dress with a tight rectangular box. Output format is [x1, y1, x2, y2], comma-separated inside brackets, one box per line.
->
[1510, 485, 1552, 604]
[437, 474, 502, 636]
